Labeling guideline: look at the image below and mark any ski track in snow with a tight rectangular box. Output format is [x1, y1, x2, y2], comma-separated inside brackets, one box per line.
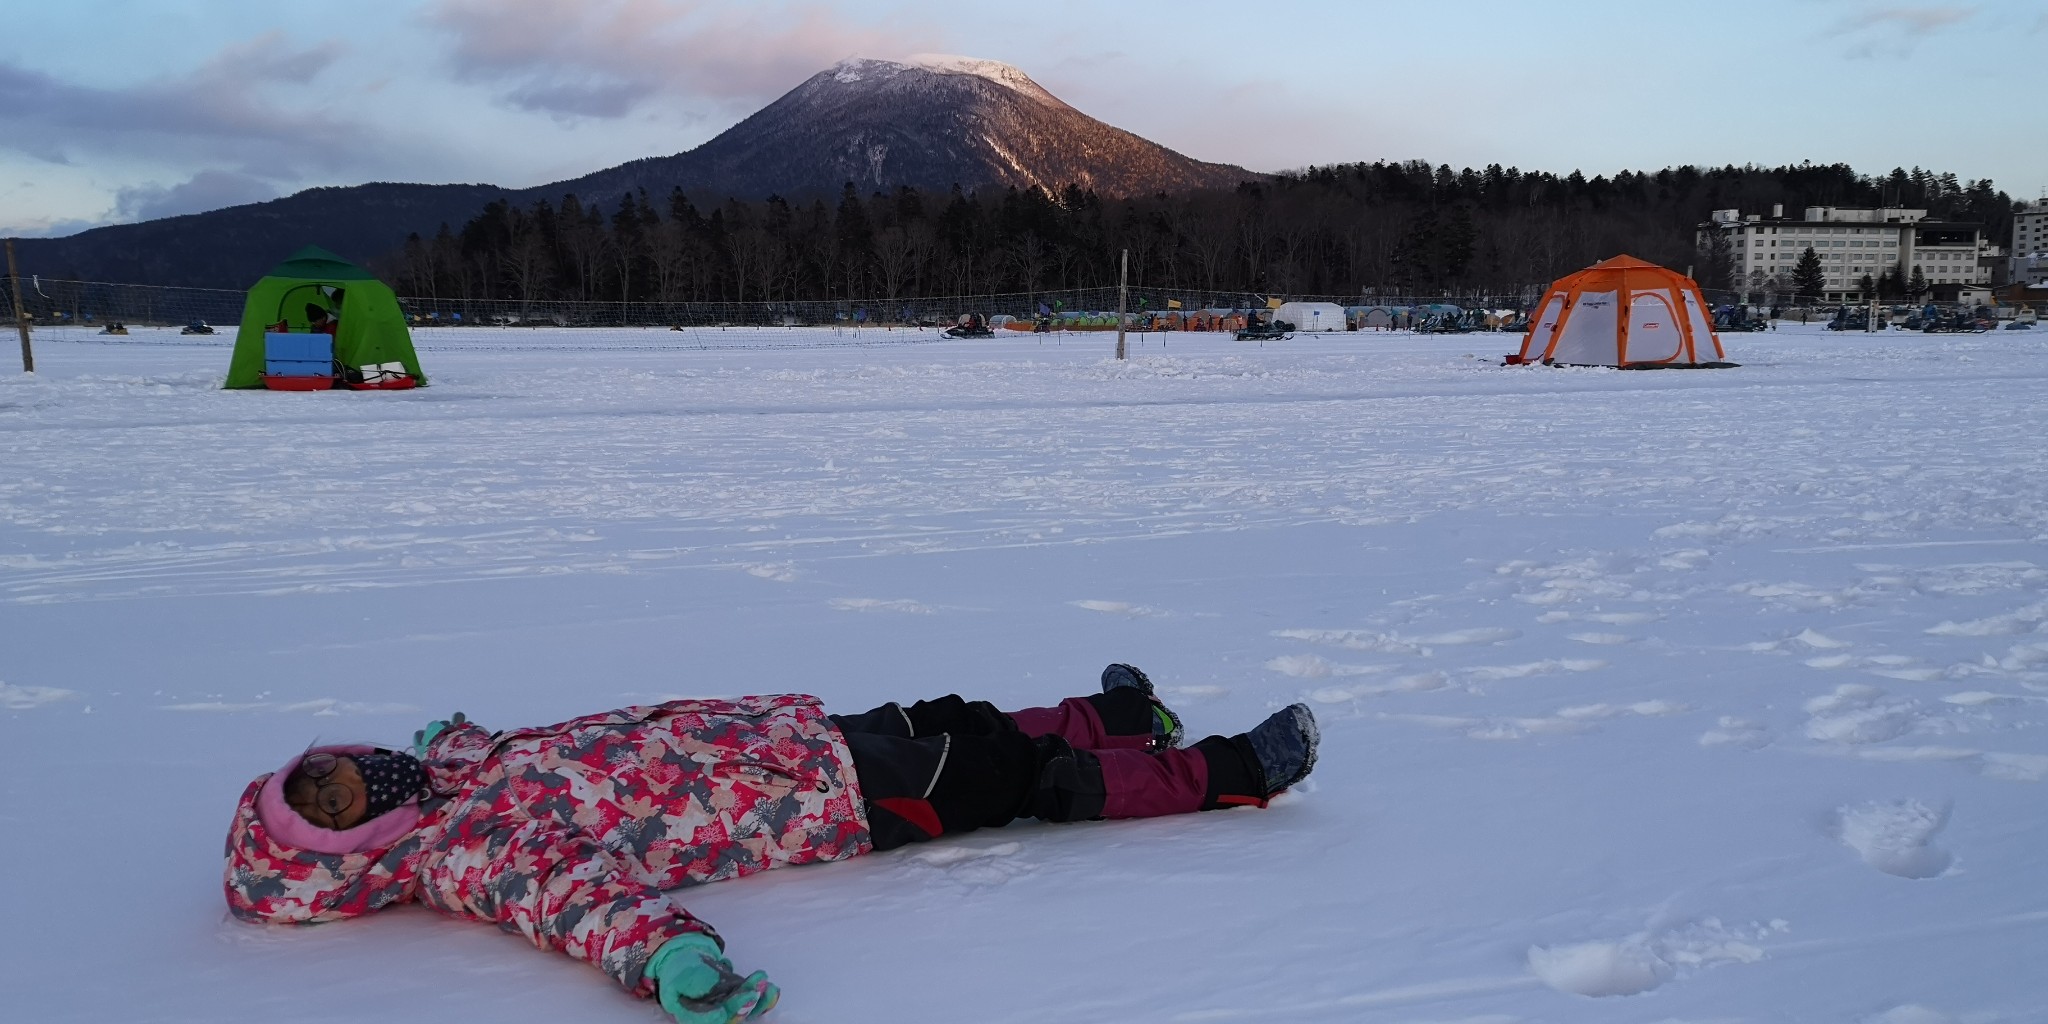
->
[8, 326, 2048, 1023]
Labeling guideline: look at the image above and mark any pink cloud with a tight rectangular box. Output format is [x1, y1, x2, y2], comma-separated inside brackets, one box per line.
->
[424, 0, 941, 118]
[1826, 4, 1980, 57]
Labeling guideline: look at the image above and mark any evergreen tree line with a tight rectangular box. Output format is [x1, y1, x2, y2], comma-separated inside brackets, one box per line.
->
[379, 162, 2014, 309]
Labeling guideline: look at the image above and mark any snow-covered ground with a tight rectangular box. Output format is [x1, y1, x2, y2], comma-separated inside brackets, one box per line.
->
[4, 323, 2045, 1023]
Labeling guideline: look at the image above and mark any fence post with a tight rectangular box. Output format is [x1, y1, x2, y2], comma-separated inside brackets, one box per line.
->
[6, 238, 31, 373]
[1115, 249, 1129, 361]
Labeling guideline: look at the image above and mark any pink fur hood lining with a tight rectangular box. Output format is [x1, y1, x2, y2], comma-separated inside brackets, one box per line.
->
[254, 744, 422, 855]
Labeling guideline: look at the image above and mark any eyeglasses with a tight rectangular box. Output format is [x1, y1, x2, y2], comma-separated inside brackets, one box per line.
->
[299, 753, 356, 821]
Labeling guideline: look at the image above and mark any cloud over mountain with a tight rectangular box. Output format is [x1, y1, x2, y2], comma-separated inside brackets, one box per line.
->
[424, 0, 936, 119]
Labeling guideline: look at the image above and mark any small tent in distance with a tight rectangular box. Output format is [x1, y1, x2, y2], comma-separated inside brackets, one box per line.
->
[1272, 301, 1348, 332]
[224, 246, 427, 389]
[1508, 255, 1737, 369]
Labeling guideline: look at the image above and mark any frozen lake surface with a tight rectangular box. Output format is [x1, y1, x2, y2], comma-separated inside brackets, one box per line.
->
[3, 323, 2045, 1023]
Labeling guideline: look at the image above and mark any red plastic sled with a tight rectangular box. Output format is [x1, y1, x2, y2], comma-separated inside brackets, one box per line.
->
[344, 375, 418, 391]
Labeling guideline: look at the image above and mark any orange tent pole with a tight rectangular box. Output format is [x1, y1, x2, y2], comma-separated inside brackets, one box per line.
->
[1615, 267, 1633, 367]
[1536, 269, 1588, 363]
[1543, 281, 1582, 363]
[1681, 285, 1698, 363]
[1692, 281, 1726, 360]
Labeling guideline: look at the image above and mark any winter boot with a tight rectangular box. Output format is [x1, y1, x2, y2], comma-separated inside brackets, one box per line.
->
[1192, 703, 1319, 809]
[1244, 703, 1319, 797]
[1098, 663, 1185, 751]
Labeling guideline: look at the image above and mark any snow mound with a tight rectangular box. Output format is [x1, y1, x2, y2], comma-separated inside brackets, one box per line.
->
[1527, 939, 1671, 996]
[1838, 800, 1953, 879]
[1862, 1005, 1959, 1024]
[1528, 920, 1778, 998]
[1, 681, 79, 710]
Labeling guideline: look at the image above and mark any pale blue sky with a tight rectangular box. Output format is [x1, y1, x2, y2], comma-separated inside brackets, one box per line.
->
[3, 0, 2043, 236]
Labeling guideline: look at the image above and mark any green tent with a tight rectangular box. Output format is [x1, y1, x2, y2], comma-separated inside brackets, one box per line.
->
[223, 246, 426, 389]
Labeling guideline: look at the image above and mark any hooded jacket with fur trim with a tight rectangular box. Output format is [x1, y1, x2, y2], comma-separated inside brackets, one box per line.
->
[222, 695, 871, 996]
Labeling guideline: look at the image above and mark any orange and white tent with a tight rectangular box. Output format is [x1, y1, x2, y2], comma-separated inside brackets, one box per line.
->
[1508, 255, 1735, 368]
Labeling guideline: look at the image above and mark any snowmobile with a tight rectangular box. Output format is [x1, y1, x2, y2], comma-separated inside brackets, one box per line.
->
[180, 321, 216, 335]
[1825, 308, 1875, 331]
[943, 314, 994, 339]
[98, 322, 129, 336]
[1416, 312, 1478, 334]
[1235, 317, 1294, 341]
[1924, 312, 1988, 333]
[1714, 306, 1768, 332]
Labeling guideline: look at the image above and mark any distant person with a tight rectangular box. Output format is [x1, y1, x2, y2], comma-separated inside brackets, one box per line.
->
[306, 303, 338, 336]
[223, 666, 1319, 1024]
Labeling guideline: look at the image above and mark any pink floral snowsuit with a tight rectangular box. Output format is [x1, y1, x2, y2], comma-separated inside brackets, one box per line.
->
[222, 695, 870, 997]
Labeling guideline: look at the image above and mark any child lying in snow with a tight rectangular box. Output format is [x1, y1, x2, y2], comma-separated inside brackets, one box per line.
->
[223, 666, 1318, 1024]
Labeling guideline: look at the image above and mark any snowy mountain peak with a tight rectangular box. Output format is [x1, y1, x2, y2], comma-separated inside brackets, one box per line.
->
[827, 57, 897, 83]
[904, 54, 1031, 85]
[827, 54, 1064, 107]
[603, 54, 1255, 199]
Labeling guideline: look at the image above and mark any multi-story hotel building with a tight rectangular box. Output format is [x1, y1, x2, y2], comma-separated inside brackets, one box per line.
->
[2009, 202, 2048, 287]
[1698, 205, 1986, 302]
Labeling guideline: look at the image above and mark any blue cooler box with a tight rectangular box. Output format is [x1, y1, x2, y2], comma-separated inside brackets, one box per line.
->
[264, 332, 333, 376]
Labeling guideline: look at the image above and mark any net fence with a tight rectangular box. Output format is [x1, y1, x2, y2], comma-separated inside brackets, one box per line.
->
[3, 275, 2026, 350]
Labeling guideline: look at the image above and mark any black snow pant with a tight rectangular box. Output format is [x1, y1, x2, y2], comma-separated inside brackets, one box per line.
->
[832, 695, 1110, 852]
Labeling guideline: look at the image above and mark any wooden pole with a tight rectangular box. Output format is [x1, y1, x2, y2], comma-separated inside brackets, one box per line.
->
[1115, 248, 1129, 360]
[6, 238, 32, 373]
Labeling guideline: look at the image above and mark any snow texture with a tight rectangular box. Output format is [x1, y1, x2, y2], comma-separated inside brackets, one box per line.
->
[4, 322, 2048, 1023]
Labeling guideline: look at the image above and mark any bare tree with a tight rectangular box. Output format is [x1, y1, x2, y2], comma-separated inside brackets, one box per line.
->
[1006, 234, 1048, 298]
[499, 215, 551, 318]
[727, 224, 777, 305]
[645, 220, 689, 302]
[872, 226, 915, 309]
[557, 206, 611, 303]
[1180, 198, 1234, 296]
[904, 222, 937, 297]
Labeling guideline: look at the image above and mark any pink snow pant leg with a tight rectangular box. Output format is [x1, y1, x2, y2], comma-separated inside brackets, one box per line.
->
[1098, 747, 1209, 819]
[1009, 699, 1207, 817]
[1007, 697, 1155, 751]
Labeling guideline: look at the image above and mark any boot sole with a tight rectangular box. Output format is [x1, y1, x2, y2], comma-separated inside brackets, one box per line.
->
[1265, 703, 1320, 794]
[1101, 663, 1155, 697]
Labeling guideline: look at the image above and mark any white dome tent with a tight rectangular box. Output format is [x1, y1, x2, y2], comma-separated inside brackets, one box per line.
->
[1271, 301, 1348, 332]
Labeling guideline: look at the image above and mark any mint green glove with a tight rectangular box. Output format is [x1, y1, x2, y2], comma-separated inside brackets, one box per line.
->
[412, 711, 466, 757]
[650, 934, 779, 1024]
